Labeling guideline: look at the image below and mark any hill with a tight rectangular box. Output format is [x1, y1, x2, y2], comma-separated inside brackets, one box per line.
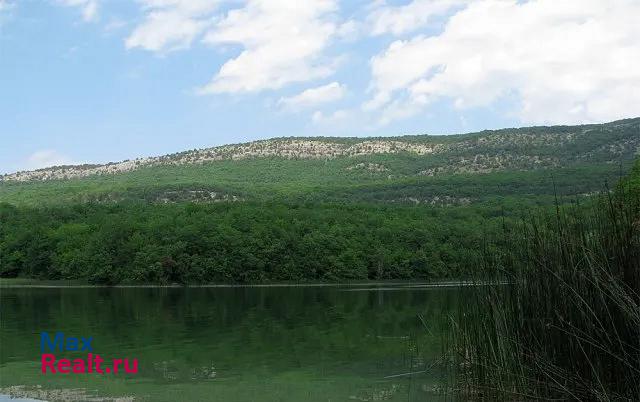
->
[1, 118, 638, 206]
[0, 119, 638, 283]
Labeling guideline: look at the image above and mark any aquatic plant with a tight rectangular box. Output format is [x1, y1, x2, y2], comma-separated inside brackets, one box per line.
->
[451, 161, 640, 400]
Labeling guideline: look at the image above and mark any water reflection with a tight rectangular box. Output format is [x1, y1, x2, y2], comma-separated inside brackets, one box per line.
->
[1, 285, 456, 401]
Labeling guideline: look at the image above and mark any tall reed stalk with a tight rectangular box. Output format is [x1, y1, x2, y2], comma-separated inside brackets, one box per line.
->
[450, 165, 640, 401]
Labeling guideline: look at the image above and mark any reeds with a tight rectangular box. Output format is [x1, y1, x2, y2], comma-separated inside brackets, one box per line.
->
[450, 178, 640, 401]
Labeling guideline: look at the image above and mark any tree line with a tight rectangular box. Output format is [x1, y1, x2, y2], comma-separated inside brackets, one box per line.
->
[0, 201, 500, 284]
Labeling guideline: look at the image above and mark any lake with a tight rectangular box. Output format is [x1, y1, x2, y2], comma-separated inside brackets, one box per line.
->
[0, 284, 458, 401]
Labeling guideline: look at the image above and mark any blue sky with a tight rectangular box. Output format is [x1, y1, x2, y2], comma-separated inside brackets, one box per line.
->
[1, 0, 639, 174]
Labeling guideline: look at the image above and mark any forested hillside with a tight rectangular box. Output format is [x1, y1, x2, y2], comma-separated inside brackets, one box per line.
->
[1, 118, 638, 206]
[0, 119, 638, 283]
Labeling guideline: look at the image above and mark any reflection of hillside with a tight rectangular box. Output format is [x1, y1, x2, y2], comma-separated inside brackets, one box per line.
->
[1, 286, 457, 382]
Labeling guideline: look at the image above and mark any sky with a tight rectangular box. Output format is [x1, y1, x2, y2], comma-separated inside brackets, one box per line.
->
[1, 0, 639, 174]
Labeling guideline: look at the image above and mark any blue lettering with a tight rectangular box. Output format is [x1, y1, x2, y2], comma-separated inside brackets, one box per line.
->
[80, 337, 93, 352]
[66, 337, 79, 351]
[40, 333, 94, 352]
[41, 332, 64, 352]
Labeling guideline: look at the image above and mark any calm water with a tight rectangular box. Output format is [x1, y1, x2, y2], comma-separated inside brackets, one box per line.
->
[0, 284, 457, 401]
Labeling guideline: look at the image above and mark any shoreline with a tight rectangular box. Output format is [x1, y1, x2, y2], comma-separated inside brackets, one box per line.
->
[0, 279, 495, 289]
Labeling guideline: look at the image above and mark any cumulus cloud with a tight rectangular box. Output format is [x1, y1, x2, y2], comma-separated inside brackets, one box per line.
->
[57, 0, 99, 22]
[336, 19, 361, 41]
[312, 109, 349, 125]
[125, 0, 220, 52]
[124, 1, 342, 93]
[366, 0, 640, 125]
[367, 0, 469, 36]
[278, 82, 346, 111]
[198, 0, 340, 94]
[0, 1, 9, 28]
[53, 0, 640, 128]
[0, 0, 12, 20]
[25, 150, 76, 170]
[104, 18, 127, 33]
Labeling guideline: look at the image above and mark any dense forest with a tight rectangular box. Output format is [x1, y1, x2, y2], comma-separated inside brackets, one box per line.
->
[0, 202, 500, 283]
[0, 119, 638, 284]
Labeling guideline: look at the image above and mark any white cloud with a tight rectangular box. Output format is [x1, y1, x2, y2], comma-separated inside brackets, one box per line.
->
[25, 150, 76, 170]
[57, 0, 99, 22]
[125, 0, 220, 52]
[336, 19, 362, 41]
[104, 18, 127, 33]
[367, 0, 469, 36]
[366, 0, 640, 125]
[0, 0, 11, 21]
[312, 109, 349, 125]
[375, 97, 423, 127]
[198, 0, 340, 94]
[278, 82, 346, 111]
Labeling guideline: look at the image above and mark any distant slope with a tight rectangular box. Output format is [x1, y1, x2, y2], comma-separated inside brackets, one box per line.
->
[1, 119, 638, 284]
[0, 118, 638, 206]
[3, 118, 638, 182]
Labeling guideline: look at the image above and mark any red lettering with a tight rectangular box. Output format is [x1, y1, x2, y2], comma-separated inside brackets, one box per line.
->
[124, 358, 138, 374]
[41, 354, 57, 373]
[94, 355, 104, 373]
[112, 359, 122, 374]
[72, 358, 86, 373]
[41, 353, 139, 376]
[57, 359, 71, 373]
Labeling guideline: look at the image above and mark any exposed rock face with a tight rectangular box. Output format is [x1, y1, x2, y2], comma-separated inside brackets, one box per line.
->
[154, 190, 243, 204]
[2, 140, 437, 182]
[346, 163, 389, 172]
[2, 118, 638, 182]
[2, 158, 154, 182]
[395, 196, 473, 206]
[418, 154, 560, 176]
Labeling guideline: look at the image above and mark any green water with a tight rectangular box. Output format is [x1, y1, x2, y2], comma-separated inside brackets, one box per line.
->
[0, 284, 456, 401]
